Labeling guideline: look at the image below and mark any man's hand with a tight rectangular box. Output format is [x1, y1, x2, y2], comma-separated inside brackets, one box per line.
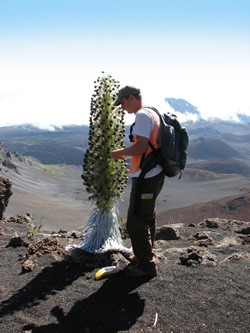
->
[111, 135, 149, 160]
[110, 149, 124, 160]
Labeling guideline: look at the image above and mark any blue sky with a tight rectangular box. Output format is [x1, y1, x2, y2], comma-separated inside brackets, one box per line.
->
[0, 0, 249, 127]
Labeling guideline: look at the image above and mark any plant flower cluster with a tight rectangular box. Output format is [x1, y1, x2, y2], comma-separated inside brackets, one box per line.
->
[81, 73, 128, 212]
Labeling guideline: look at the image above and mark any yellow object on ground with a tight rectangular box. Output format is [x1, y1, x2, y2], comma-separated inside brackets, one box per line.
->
[95, 266, 120, 280]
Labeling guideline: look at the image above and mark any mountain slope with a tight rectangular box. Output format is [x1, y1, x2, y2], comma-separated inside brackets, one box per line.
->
[0, 143, 91, 231]
[0, 125, 89, 165]
[158, 192, 250, 225]
[165, 98, 201, 116]
[188, 159, 250, 177]
[188, 137, 242, 160]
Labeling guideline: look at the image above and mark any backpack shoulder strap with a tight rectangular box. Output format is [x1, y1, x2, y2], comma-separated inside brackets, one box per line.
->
[129, 106, 160, 144]
[129, 107, 161, 178]
[143, 106, 161, 117]
[138, 107, 162, 175]
[129, 122, 135, 142]
[143, 106, 162, 146]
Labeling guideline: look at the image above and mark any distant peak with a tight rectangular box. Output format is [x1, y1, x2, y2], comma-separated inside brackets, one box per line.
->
[165, 98, 200, 116]
[236, 112, 250, 123]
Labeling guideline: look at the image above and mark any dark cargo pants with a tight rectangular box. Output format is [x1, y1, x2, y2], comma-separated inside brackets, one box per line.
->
[126, 171, 165, 273]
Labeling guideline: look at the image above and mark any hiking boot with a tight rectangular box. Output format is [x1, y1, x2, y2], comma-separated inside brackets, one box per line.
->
[124, 264, 157, 278]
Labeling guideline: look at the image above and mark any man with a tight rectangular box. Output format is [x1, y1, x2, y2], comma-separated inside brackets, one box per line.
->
[111, 86, 165, 277]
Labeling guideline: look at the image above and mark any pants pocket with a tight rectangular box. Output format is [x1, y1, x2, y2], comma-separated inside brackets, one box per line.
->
[139, 193, 155, 217]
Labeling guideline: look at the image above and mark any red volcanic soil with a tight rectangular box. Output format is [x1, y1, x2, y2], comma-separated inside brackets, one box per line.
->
[158, 192, 250, 226]
[188, 159, 250, 177]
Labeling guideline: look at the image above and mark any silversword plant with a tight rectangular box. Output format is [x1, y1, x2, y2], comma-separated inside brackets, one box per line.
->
[67, 73, 130, 254]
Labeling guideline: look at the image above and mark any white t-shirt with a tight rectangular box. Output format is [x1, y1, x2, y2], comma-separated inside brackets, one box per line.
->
[129, 108, 162, 178]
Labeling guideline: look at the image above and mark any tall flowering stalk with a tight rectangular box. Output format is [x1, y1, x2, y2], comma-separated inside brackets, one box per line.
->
[82, 74, 128, 211]
[67, 73, 130, 254]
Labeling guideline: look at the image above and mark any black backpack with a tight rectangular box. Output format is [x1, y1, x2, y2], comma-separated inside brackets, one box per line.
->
[130, 107, 189, 179]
